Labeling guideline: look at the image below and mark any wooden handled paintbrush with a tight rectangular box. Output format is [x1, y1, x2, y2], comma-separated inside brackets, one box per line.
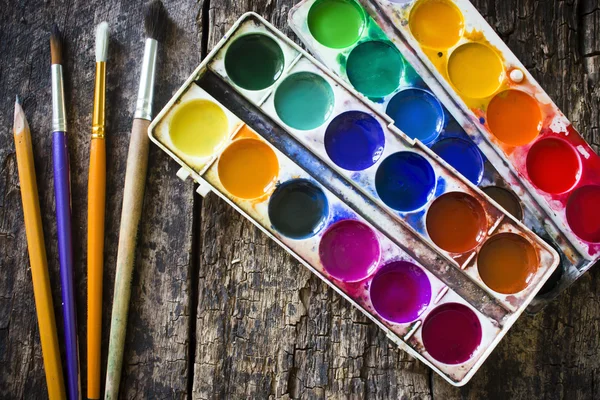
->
[50, 24, 80, 400]
[88, 21, 109, 400]
[104, 2, 167, 398]
[14, 96, 67, 400]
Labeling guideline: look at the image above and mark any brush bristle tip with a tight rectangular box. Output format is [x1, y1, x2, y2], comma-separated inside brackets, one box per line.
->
[95, 21, 110, 62]
[144, 0, 168, 42]
[50, 24, 63, 65]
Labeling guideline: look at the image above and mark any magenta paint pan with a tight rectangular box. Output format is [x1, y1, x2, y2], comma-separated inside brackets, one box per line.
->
[334, 0, 600, 311]
[148, 13, 559, 386]
[319, 220, 381, 281]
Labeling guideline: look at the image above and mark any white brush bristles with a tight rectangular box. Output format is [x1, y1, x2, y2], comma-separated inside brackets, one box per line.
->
[95, 22, 109, 62]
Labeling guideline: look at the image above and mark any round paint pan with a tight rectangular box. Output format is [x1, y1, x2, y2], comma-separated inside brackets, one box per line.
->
[487, 90, 543, 146]
[386, 88, 445, 145]
[169, 100, 229, 158]
[447, 42, 504, 99]
[375, 151, 436, 212]
[319, 220, 380, 282]
[566, 185, 600, 243]
[426, 192, 487, 253]
[274, 72, 335, 131]
[346, 40, 403, 98]
[324, 111, 385, 171]
[526, 137, 581, 194]
[408, 0, 464, 50]
[422, 303, 482, 365]
[307, 0, 366, 49]
[369, 261, 431, 324]
[218, 138, 279, 199]
[224, 34, 285, 91]
[482, 186, 523, 221]
[431, 137, 484, 185]
[477, 233, 539, 294]
[268, 179, 329, 239]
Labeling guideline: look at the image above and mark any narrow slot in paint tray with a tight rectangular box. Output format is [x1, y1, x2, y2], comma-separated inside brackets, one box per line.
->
[287, 0, 596, 312]
[148, 13, 559, 386]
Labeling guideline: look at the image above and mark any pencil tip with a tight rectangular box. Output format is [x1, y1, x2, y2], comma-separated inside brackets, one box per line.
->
[15, 95, 21, 105]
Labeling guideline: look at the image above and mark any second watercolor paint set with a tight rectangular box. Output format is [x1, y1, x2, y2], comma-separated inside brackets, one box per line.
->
[288, 0, 600, 312]
[149, 13, 559, 386]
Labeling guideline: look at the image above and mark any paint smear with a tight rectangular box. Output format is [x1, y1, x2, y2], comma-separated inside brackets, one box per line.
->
[487, 90, 542, 146]
[369, 261, 431, 323]
[409, 0, 464, 49]
[422, 303, 482, 365]
[324, 111, 385, 171]
[566, 185, 600, 243]
[447, 43, 504, 99]
[319, 219, 380, 282]
[169, 100, 229, 158]
[482, 186, 523, 221]
[346, 41, 403, 98]
[375, 152, 436, 212]
[526, 138, 581, 194]
[218, 138, 279, 199]
[477, 233, 538, 294]
[426, 192, 487, 253]
[431, 137, 484, 185]
[268, 179, 329, 239]
[224, 34, 284, 91]
[274, 72, 334, 130]
[307, 0, 365, 49]
[386, 88, 444, 144]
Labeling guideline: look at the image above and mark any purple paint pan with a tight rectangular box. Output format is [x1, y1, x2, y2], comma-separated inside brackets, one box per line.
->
[370, 261, 431, 323]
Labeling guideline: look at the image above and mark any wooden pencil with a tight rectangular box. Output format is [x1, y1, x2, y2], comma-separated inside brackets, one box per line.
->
[13, 96, 66, 400]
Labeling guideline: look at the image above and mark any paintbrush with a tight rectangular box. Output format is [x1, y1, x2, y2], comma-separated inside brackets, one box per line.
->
[104, 2, 167, 399]
[50, 24, 80, 400]
[88, 21, 109, 400]
[14, 96, 67, 400]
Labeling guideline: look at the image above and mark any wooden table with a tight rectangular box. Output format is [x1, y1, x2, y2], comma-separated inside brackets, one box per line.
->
[1, 0, 599, 398]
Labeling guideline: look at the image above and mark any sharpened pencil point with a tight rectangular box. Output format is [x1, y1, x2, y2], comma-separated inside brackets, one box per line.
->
[15, 95, 21, 105]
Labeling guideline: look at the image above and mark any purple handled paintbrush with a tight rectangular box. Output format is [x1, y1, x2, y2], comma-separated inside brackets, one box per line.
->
[50, 24, 80, 400]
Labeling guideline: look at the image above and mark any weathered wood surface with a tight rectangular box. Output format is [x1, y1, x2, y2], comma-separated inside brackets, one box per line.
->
[1, 0, 599, 399]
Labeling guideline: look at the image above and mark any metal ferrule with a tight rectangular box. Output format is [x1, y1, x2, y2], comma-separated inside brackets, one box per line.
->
[51, 64, 67, 132]
[134, 38, 158, 120]
[92, 62, 106, 139]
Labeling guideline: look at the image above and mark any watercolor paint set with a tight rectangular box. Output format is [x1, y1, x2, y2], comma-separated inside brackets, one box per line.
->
[148, 13, 559, 386]
[288, 0, 600, 311]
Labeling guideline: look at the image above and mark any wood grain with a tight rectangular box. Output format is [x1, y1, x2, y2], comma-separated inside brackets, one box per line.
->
[0, 0, 199, 398]
[0, 0, 599, 399]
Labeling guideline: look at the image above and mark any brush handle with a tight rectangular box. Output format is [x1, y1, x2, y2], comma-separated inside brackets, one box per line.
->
[87, 136, 106, 399]
[15, 123, 66, 400]
[105, 118, 151, 400]
[53, 131, 79, 400]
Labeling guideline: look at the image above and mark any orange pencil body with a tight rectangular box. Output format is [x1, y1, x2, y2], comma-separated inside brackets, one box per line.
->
[14, 100, 66, 400]
[87, 60, 106, 399]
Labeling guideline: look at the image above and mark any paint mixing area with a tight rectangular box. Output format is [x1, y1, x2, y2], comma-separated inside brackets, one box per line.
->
[3, 0, 600, 398]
